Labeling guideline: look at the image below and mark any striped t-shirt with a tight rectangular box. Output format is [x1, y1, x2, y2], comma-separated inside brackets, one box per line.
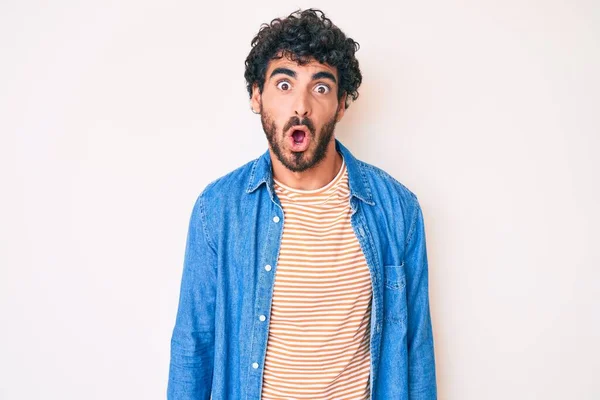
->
[260, 158, 373, 400]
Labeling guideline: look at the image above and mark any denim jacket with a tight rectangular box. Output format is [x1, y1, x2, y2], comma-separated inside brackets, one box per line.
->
[168, 139, 437, 399]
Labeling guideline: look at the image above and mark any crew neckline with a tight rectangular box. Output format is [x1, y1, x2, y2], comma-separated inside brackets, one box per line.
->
[273, 156, 346, 195]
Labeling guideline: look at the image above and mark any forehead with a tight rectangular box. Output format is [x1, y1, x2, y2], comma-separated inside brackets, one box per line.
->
[265, 55, 338, 81]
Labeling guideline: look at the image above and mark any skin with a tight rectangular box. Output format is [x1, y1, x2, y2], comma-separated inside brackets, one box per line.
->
[251, 54, 348, 190]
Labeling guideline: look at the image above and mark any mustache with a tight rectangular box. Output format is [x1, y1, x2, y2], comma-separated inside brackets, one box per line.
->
[283, 116, 315, 135]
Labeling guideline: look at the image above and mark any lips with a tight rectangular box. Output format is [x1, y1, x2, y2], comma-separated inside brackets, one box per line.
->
[286, 125, 311, 152]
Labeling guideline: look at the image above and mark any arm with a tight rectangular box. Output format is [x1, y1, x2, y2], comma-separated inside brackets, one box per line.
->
[405, 198, 437, 399]
[167, 194, 217, 400]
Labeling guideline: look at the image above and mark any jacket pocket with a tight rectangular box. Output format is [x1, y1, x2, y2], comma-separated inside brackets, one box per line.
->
[383, 262, 408, 325]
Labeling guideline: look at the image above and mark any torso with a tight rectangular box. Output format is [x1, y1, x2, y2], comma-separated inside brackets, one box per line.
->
[260, 159, 373, 400]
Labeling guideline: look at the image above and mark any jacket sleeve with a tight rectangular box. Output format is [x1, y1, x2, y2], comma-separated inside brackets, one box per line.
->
[405, 197, 438, 399]
[167, 194, 217, 400]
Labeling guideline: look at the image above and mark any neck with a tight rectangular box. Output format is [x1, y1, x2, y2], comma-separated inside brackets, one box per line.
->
[270, 139, 342, 191]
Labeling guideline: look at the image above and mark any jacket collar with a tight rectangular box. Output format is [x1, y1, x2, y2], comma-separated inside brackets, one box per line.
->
[246, 139, 374, 205]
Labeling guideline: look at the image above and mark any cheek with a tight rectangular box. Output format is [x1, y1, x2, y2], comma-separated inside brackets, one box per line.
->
[261, 97, 288, 118]
[315, 107, 339, 127]
[264, 103, 293, 131]
[315, 99, 339, 117]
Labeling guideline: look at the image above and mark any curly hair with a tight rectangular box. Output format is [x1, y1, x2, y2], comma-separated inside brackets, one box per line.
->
[244, 9, 362, 109]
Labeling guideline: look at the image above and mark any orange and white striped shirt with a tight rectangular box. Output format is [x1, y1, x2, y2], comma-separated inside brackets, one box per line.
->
[260, 158, 373, 400]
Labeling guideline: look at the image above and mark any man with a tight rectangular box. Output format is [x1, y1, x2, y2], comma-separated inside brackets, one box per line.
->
[168, 8, 437, 400]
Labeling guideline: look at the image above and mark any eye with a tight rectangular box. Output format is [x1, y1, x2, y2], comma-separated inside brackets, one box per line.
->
[314, 84, 330, 94]
[276, 80, 291, 91]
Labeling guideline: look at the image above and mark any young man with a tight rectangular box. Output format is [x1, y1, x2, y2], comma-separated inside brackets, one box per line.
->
[168, 9, 437, 400]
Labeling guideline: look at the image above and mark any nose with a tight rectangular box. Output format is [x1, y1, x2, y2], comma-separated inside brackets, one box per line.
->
[293, 89, 311, 118]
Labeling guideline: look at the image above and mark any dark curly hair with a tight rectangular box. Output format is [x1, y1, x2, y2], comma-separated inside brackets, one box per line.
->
[244, 9, 362, 109]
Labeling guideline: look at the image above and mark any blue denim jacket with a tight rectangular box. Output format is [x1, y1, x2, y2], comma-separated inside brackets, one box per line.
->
[168, 139, 437, 399]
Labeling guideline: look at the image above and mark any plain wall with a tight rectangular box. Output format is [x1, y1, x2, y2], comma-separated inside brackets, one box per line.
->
[1, 0, 599, 399]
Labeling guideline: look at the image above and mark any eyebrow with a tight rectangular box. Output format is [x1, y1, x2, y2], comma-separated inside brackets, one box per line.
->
[312, 71, 337, 84]
[270, 67, 296, 80]
[270, 68, 337, 85]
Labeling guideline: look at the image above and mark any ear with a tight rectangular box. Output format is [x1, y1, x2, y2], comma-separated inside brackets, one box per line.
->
[336, 92, 347, 122]
[250, 83, 262, 114]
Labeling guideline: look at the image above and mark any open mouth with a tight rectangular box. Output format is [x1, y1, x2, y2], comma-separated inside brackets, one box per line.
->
[292, 129, 306, 144]
[287, 126, 311, 152]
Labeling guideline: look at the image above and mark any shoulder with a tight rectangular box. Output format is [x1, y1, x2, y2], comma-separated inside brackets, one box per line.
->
[187, 156, 261, 243]
[357, 159, 419, 206]
[187, 156, 260, 227]
[354, 158, 425, 245]
[198, 157, 259, 203]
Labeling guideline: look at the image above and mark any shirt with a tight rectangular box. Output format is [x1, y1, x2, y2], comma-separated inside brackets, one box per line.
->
[168, 139, 437, 400]
[261, 159, 371, 399]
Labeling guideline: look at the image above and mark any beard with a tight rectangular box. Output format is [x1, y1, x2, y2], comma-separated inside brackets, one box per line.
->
[260, 105, 339, 173]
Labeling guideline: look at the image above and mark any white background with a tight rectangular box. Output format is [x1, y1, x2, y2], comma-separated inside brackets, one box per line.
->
[1, 0, 599, 399]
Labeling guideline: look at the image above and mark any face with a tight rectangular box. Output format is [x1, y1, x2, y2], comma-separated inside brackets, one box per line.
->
[251, 55, 346, 173]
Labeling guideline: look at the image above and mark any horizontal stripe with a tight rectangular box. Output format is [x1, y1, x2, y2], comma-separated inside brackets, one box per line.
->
[261, 160, 372, 400]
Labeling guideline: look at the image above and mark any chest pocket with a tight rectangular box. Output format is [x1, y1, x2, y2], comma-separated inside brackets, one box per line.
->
[383, 262, 408, 325]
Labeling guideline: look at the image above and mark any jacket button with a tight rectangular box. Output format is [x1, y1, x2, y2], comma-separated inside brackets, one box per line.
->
[259, 315, 266, 321]
[264, 264, 272, 271]
[252, 362, 259, 369]
[273, 216, 280, 223]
